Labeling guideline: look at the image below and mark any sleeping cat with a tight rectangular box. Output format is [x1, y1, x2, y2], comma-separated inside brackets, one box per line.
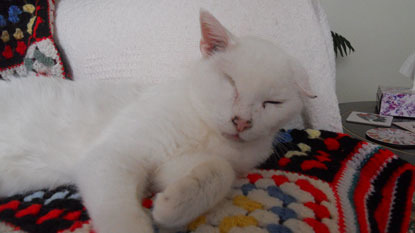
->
[0, 10, 315, 233]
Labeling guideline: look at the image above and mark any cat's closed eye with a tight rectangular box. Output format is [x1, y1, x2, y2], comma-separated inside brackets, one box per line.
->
[262, 101, 283, 108]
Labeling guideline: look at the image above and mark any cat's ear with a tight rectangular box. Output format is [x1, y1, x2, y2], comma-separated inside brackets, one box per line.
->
[291, 61, 317, 99]
[199, 9, 235, 57]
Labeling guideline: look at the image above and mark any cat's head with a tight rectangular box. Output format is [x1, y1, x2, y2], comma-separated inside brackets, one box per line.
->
[190, 10, 316, 144]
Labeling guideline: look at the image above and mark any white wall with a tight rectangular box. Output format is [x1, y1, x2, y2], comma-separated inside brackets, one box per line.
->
[320, 0, 415, 103]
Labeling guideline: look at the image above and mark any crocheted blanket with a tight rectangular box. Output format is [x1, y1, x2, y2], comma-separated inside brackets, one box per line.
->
[0, 129, 414, 233]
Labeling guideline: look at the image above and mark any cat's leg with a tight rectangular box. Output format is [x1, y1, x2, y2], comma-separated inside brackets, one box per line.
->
[152, 155, 235, 228]
[75, 150, 154, 233]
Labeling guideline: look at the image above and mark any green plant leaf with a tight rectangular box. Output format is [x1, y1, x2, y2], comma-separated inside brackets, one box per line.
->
[331, 31, 354, 57]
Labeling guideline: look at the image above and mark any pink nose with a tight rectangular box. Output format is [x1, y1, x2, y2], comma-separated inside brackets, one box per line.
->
[232, 116, 253, 132]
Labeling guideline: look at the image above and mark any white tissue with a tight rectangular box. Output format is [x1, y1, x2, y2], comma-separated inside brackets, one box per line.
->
[399, 51, 415, 91]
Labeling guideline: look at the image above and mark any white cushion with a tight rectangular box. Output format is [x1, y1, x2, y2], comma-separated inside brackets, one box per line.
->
[55, 0, 342, 132]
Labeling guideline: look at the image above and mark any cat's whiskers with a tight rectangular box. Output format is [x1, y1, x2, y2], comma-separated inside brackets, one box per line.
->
[272, 134, 292, 158]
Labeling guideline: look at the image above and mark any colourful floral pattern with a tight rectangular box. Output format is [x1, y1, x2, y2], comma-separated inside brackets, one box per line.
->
[378, 86, 415, 118]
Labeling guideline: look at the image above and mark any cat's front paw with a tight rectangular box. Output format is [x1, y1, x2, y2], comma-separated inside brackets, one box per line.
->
[152, 176, 198, 227]
[152, 192, 178, 227]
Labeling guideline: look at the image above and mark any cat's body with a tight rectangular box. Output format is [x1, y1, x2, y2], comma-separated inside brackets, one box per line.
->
[0, 11, 314, 233]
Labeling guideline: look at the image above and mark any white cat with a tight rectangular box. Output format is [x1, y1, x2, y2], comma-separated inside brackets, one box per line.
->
[0, 10, 315, 233]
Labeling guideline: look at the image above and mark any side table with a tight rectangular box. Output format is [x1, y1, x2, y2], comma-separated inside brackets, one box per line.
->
[339, 101, 415, 164]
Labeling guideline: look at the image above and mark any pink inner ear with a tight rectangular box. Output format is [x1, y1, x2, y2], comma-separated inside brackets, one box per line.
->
[200, 40, 212, 57]
[200, 10, 229, 57]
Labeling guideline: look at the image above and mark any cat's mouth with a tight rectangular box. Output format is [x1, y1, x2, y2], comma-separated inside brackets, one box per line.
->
[222, 132, 245, 142]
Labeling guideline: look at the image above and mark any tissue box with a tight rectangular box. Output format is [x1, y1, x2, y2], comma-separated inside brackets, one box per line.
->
[376, 86, 415, 118]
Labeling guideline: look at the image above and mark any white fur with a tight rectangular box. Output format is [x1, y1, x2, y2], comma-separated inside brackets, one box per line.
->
[0, 11, 309, 233]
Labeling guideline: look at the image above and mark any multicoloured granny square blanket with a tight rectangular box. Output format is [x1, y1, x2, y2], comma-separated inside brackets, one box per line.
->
[0, 129, 414, 233]
[0, 0, 70, 79]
